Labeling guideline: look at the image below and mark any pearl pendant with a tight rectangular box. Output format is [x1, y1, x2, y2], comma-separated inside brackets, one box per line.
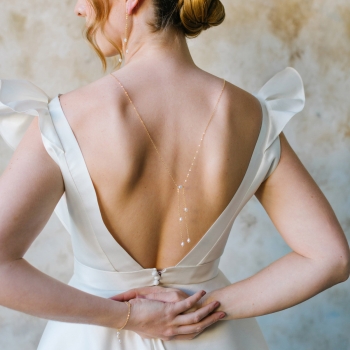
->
[178, 185, 183, 189]
[118, 58, 122, 63]
[179, 217, 183, 222]
[181, 241, 185, 247]
[124, 38, 128, 42]
[184, 208, 189, 212]
[187, 238, 191, 243]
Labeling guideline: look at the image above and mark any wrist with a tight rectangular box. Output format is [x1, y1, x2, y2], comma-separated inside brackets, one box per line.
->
[199, 290, 216, 307]
[109, 300, 130, 330]
[118, 301, 131, 330]
[199, 288, 229, 319]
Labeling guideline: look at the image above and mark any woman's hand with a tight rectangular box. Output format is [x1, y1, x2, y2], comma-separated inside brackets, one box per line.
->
[111, 289, 225, 341]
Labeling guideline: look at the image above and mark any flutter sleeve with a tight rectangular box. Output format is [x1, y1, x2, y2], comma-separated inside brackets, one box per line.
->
[254, 67, 306, 181]
[0, 79, 71, 233]
[0, 79, 64, 165]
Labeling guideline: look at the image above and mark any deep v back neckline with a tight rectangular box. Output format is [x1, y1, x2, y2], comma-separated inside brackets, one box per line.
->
[49, 94, 265, 271]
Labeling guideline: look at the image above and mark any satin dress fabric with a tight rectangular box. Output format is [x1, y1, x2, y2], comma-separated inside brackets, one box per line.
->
[0, 67, 305, 350]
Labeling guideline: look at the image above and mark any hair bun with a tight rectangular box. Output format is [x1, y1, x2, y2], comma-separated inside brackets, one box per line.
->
[178, 0, 225, 38]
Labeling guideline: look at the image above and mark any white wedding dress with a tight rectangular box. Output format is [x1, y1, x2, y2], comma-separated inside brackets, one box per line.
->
[0, 67, 305, 350]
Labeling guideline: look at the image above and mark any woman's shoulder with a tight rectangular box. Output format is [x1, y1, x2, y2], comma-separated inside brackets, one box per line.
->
[58, 73, 127, 128]
[210, 72, 264, 145]
[200, 67, 262, 109]
[57, 66, 305, 142]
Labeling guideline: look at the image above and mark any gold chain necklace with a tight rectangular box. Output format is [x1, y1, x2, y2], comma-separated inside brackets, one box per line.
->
[110, 74, 226, 247]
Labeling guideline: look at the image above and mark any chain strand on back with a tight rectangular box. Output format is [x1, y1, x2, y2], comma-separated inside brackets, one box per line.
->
[110, 74, 226, 247]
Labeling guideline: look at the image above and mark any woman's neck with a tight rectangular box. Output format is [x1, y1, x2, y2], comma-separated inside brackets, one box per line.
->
[123, 24, 196, 70]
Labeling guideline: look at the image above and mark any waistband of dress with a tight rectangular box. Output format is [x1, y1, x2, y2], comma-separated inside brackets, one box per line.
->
[72, 257, 221, 291]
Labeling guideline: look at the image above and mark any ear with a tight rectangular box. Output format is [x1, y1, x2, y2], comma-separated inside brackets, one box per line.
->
[126, 0, 142, 15]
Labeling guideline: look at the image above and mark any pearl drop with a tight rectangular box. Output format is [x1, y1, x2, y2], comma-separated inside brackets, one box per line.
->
[179, 217, 183, 222]
[119, 58, 122, 62]
[178, 185, 183, 189]
[184, 208, 189, 212]
[187, 238, 191, 243]
[124, 38, 128, 42]
[181, 241, 185, 247]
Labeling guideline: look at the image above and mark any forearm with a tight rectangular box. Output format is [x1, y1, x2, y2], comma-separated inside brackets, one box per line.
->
[204, 252, 347, 320]
[0, 258, 127, 328]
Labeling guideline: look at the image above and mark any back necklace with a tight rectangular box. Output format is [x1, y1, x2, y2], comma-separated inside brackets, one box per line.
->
[110, 74, 226, 247]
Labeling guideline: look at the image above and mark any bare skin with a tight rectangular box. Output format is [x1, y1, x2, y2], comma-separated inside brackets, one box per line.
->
[114, 133, 350, 323]
[0, 0, 349, 343]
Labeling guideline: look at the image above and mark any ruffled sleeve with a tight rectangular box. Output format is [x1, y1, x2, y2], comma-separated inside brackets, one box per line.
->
[0, 79, 72, 233]
[255, 67, 306, 181]
[0, 79, 64, 164]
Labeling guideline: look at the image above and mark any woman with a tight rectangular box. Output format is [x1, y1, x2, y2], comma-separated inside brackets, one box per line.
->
[0, 0, 349, 349]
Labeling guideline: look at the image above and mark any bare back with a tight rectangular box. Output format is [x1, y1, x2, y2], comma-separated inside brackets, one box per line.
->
[59, 67, 262, 269]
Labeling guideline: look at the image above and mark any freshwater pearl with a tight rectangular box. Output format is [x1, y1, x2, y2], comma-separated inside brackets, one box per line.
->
[187, 238, 191, 243]
[184, 208, 189, 212]
[181, 241, 185, 247]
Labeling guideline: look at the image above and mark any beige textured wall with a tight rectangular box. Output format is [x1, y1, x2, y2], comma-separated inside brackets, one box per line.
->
[1, 0, 350, 349]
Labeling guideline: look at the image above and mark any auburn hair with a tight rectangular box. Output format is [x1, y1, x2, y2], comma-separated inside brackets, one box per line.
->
[84, 0, 225, 70]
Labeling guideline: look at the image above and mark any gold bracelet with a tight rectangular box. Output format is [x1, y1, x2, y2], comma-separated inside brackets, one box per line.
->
[116, 301, 131, 343]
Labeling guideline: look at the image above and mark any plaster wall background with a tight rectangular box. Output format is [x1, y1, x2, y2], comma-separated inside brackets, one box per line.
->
[0, 0, 349, 349]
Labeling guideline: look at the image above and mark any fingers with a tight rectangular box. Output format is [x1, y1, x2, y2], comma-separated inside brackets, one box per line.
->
[176, 310, 225, 335]
[174, 301, 220, 326]
[172, 290, 206, 315]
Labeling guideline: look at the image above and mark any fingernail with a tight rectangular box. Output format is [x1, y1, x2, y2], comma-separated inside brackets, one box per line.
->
[214, 301, 220, 308]
[201, 290, 206, 296]
[219, 312, 226, 319]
